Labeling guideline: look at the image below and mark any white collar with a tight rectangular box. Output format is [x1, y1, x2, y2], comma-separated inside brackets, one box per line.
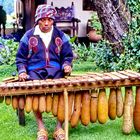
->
[34, 25, 53, 48]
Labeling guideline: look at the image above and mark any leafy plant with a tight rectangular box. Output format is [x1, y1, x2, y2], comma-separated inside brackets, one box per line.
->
[90, 12, 102, 34]
[89, 29, 139, 72]
[72, 42, 95, 63]
[69, 36, 77, 44]
[0, 38, 19, 65]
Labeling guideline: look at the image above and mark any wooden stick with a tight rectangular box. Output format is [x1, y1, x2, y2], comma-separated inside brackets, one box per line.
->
[64, 88, 69, 140]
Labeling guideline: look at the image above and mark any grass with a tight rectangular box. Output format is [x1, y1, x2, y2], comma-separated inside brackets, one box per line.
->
[0, 102, 140, 140]
[0, 63, 140, 140]
[73, 61, 100, 73]
[0, 65, 17, 81]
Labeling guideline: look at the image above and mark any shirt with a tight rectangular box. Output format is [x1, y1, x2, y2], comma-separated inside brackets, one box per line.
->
[34, 25, 53, 48]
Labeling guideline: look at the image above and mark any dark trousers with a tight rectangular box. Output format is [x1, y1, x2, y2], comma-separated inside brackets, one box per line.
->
[0, 23, 6, 37]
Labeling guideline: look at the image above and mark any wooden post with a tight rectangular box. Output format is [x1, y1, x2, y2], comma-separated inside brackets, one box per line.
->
[64, 88, 69, 140]
[18, 108, 25, 126]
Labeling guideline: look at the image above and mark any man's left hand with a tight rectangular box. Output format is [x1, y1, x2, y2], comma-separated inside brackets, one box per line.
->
[64, 65, 72, 74]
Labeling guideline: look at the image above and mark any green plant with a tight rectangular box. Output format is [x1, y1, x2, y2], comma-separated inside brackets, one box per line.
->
[90, 33, 139, 72]
[90, 12, 102, 34]
[72, 42, 95, 63]
[0, 65, 16, 80]
[69, 36, 77, 44]
[0, 38, 19, 65]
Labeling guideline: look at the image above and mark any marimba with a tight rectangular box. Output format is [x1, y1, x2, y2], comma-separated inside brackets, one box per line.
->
[0, 70, 140, 140]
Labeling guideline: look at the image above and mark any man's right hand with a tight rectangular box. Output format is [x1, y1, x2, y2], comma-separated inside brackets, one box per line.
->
[18, 72, 28, 81]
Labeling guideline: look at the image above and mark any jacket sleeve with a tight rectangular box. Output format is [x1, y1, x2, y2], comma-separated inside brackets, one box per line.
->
[60, 34, 73, 69]
[15, 35, 29, 74]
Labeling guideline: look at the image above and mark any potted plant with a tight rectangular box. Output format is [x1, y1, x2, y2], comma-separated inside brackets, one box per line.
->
[87, 12, 102, 42]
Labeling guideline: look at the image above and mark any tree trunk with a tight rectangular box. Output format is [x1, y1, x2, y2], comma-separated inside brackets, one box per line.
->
[93, 0, 131, 55]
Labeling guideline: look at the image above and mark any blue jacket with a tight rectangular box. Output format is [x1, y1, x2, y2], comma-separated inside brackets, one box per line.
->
[16, 26, 73, 79]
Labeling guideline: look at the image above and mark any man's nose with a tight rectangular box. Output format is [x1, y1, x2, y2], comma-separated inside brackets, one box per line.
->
[44, 20, 49, 25]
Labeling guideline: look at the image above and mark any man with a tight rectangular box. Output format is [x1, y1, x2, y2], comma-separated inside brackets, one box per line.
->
[16, 4, 73, 140]
[0, 5, 6, 37]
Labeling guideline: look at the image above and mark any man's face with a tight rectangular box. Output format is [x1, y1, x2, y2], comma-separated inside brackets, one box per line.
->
[38, 17, 54, 33]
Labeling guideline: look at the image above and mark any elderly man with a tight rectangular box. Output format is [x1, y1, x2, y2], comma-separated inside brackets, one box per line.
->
[16, 4, 73, 140]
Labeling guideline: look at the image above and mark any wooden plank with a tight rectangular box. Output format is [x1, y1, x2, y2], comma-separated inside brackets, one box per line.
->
[33, 80, 41, 87]
[19, 82, 28, 88]
[7, 83, 14, 88]
[67, 78, 80, 86]
[13, 82, 21, 88]
[70, 73, 87, 77]
[104, 73, 121, 80]
[81, 75, 96, 82]
[62, 79, 71, 86]
[94, 72, 113, 81]
[2, 77, 17, 83]
[76, 76, 90, 84]
[88, 74, 104, 81]
[118, 71, 139, 79]
[40, 80, 48, 87]
[110, 72, 129, 79]
[87, 78, 96, 82]
[26, 81, 34, 87]
[125, 70, 140, 77]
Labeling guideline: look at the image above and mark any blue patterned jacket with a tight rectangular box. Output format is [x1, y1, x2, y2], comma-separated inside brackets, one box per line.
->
[16, 26, 73, 79]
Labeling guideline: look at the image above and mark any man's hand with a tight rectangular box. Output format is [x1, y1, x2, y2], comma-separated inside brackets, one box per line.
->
[64, 65, 72, 75]
[18, 72, 28, 81]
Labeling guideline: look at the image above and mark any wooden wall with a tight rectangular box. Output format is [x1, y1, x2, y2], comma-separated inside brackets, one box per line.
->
[20, 0, 46, 31]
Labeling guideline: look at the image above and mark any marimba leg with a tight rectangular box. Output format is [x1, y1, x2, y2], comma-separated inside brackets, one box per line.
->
[17, 108, 25, 126]
[64, 89, 69, 140]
